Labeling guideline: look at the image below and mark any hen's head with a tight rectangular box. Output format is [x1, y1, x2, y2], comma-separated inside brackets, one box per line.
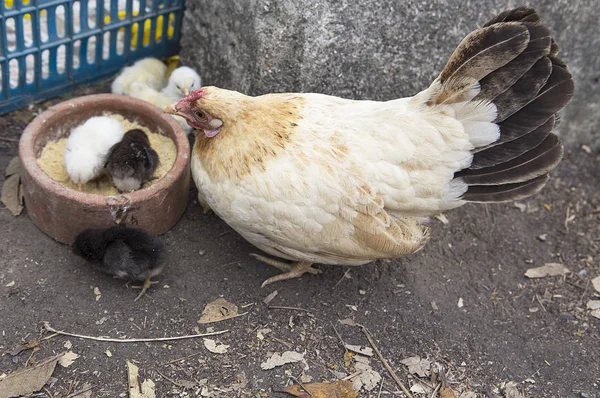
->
[164, 86, 246, 138]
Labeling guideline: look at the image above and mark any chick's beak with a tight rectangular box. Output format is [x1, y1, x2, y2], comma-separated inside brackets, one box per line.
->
[183, 88, 190, 96]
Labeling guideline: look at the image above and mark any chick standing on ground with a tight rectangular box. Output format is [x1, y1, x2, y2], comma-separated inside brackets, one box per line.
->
[64, 116, 125, 185]
[111, 57, 167, 96]
[161, 66, 202, 98]
[73, 225, 165, 301]
[128, 81, 193, 134]
[105, 129, 159, 192]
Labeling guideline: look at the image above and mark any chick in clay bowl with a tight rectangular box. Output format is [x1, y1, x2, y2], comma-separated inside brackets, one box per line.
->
[18, 94, 191, 246]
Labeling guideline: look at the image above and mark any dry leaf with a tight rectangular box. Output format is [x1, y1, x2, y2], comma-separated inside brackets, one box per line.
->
[587, 300, 600, 310]
[63, 340, 72, 349]
[0, 353, 62, 397]
[344, 344, 373, 357]
[592, 276, 600, 293]
[338, 318, 358, 326]
[203, 338, 229, 354]
[281, 380, 358, 398]
[440, 386, 457, 398]
[591, 309, 600, 320]
[261, 351, 306, 370]
[400, 356, 431, 377]
[127, 361, 155, 398]
[504, 381, 524, 398]
[410, 383, 428, 394]
[58, 351, 80, 367]
[457, 392, 476, 398]
[4, 157, 21, 177]
[263, 290, 278, 305]
[352, 358, 381, 392]
[0, 173, 23, 216]
[524, 263, 570, 278]
[198, 298, 239, 324]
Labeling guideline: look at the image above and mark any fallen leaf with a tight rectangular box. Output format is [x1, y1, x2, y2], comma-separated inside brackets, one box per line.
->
[587, 300, 600, 310]
[198, 298, 239, 324]
[203, 338, 229, 354]
[257, 328, 272, 340]
[457, 392, 476, 398]
[127, 361, 155, 398]
[504, 381, 524, 398]
[281, 380, 358, 398]
[352, 359, 381, 392]
[93, 286, 102, 301]
[339, 318, 358, 327]
[0, 173, 23, 216]
[4, 157, 21, 177]
[344, 344, 373, 357]
[172, 379, 197, 389]
[440, 386, 457, 398]
[400, 356, 431, 377]
[263, 290, 278, 305]
[410, 382, 428, 394]
[63, 340, 72, 350]
[524, 263, 570, 278]
[0, 353, 62, 397]
[261, 351, 306, 370]
[592, 276, 600, 294]
[58, 351, 79, 367]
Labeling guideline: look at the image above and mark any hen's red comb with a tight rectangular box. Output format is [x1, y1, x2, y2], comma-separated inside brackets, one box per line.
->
[188, 88, 207, 102]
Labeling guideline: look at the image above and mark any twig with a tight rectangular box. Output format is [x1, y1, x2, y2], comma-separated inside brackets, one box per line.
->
[0, 136, 19, 142]
[377, 377, 384, 398]
[330, 321, 349, 354]
[333, 268, 352, 288]
[289, 375, 314, 398]
[535, 294, 547, 312]
[43, 322, 228, 343]
[341, 370, 363, 381]
[43, 387, 54, 398]
[154, 368, 181, 386]
[430, 383, 441, 398]
[267, 305, 312, 313]
[360, 325, 414, 398]
[158, 351, 204, 367]
[66, 384, 95, 398]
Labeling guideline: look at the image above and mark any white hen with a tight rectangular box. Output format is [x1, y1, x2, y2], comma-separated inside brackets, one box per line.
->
[161, 66, 202, 99]
[64, 116, 125, 184]
[111, 57, 167, 96]
[166, 7, 574, 287]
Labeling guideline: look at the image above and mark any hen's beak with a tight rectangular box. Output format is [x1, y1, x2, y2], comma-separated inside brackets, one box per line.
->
[164, 103, 179, 115]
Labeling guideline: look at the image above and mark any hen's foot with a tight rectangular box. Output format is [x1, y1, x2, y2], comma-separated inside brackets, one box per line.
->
[131, 277, 159, 301]
[250, 254, 321, 288]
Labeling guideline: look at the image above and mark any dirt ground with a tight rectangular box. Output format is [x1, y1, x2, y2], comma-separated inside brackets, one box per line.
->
[0, 83, 599, 398]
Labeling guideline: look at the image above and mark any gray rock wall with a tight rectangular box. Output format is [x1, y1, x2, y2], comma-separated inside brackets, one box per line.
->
[180, 0, 600, 148]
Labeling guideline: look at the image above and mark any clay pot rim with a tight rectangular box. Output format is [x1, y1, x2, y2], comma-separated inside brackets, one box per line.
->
[19, 93, 190, 206]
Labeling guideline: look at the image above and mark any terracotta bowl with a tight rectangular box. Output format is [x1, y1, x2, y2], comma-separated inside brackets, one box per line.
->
[19, 94, 190, 245]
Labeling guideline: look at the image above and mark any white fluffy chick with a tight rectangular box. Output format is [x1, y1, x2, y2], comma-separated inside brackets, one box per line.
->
[129, 82, 192, 134]
[64, 116, 125, 184]
[111, 57, 167, 96]
[161, 66, 202, 99]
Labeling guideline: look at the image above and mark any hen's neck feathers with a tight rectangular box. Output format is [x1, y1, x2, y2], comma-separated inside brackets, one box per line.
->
[194, 91, 306, 182]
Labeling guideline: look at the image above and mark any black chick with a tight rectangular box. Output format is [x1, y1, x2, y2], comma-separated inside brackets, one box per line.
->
[73, 225, 165, 301]
[105, 129, 159, 192]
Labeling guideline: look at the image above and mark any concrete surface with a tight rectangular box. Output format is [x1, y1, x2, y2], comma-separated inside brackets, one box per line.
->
[180, 0, 600, 149]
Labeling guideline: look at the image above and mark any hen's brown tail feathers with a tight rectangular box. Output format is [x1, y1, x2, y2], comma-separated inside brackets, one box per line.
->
[434, 7, 574, 203]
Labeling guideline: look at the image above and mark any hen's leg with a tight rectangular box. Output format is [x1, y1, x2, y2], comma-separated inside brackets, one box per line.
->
[250, 254, 321, 288]
[131, 277, 159, 301]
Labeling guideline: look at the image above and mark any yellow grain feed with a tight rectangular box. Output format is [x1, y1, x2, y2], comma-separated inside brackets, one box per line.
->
[36, 113, 177, 195]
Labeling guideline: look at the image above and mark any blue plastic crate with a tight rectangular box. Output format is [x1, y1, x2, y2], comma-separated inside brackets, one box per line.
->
[0, 0, 184, 114]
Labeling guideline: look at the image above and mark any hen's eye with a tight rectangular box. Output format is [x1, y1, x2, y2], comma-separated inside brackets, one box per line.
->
[196, 111, 206, 119]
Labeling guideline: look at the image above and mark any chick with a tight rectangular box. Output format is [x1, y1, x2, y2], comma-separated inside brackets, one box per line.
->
[111, 57, 167, 96]
[73, 225, 165, 301]
[128, 81, 193, 134]
[161, 66, 202, 99]
[64, 116, 125, 185]
[105, 129, 159, 192]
